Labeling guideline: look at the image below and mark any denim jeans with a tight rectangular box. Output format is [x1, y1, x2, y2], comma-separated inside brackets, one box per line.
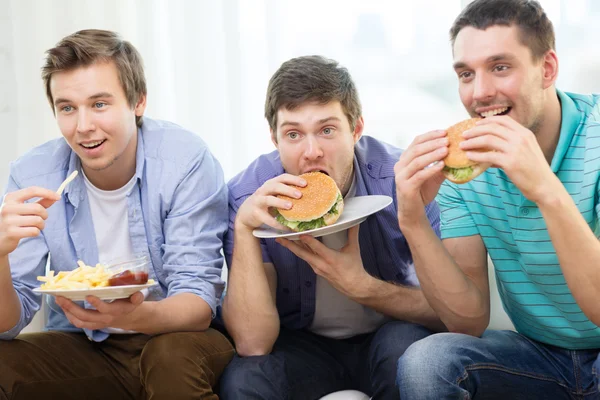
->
[397, 330, 600, 399]
[219, 321, 432, 400]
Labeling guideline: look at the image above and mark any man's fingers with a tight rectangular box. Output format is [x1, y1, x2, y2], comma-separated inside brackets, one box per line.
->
[1, 203, 49, 220]
[4, 187, 60, 205]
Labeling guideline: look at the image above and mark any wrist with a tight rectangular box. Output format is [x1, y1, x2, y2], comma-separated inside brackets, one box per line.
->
[349, 273, 377, 302]
[532, 176, 569, 209]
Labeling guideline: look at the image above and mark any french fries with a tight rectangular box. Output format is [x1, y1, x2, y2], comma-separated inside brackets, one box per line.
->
[37, 260, 113, 290]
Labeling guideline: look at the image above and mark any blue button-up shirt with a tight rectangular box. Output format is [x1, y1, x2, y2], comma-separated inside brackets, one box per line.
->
[1, 118, 228, 340]
[225, 135, 440, 330]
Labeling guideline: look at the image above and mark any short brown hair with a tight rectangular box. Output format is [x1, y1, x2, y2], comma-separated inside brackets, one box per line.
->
[42, 29, 147, 126]
[450, 0, 555, 60]
[265, 56, 362, 134]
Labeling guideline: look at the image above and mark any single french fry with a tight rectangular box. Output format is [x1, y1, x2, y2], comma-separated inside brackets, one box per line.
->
[56, 170, 79, 196]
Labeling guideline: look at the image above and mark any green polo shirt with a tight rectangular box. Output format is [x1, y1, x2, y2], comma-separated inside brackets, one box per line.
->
[437, 90, 600, 349]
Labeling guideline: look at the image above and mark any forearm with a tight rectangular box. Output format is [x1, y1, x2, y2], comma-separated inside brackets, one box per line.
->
[0, 255, 23, 332]
[123, 293, 212, 334]
[400, 219, 489, 335]
[352, 275, 446, 332]
[538, 188, 600, 325]
[222, 225, 279, 356]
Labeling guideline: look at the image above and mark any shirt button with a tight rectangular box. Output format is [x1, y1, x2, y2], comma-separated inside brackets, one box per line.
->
[521, 207, 529, 215]
[367, 164, 372, 170]
[304, 281, 312, 288]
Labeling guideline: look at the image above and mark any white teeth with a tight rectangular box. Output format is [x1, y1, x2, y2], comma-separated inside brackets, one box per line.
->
[81, 140, 104, 148]
[480, 107, 508, 118]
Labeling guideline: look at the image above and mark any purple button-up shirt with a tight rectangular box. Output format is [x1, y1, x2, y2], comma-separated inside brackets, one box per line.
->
[225, 135, 440, 330]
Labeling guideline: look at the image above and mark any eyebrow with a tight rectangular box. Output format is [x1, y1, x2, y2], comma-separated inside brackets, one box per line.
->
[53, 92, 114, 106]
[279, 116, 342, 129]
[453, 53, 516, 70]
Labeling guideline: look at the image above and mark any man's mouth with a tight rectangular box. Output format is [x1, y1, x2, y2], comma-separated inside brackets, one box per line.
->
[303, 168, 329, 176]
[479, 107, 511, 118]
[80, 139, 106, 149]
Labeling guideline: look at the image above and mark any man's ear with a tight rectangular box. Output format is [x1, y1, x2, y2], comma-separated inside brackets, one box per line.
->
[271, 129, 278, 148]
[353, 116, 364, 144]
[541, 50, 559, 89]
[134, 93, 147, 116]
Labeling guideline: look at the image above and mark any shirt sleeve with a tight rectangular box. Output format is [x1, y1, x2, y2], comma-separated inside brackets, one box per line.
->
[0, 173, 48, 340]
[436, 181, 479, 239]
[223, 193, 273, 270]
[161, 147, 228, 318]
[595, 177, 600, 238]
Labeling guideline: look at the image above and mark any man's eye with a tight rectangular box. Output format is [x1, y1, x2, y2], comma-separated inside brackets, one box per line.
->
[459, 71, 472, 80]
[61, 105, 73, 112]
[493, 65, 509, 72]
[323, 128, 333, 135]
[94, 102, 106, 109]
[288, 132, 298, 139]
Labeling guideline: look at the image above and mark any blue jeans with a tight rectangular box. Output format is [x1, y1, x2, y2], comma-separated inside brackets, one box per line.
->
[397, 330, 600, 399]
[219, 321, 432, 400]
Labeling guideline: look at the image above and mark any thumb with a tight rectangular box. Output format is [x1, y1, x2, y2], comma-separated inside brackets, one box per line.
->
[343, 224, 361, 252]
[130, 291, 145, 306]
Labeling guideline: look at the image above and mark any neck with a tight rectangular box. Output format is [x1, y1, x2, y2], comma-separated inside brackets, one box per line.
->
[83, 132, 138, 191]
[339, 164, 354, 197]
[536, 89, 562, 164]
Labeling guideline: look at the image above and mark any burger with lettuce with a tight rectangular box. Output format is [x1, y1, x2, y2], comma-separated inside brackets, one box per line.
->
[275, 171, 343, 232]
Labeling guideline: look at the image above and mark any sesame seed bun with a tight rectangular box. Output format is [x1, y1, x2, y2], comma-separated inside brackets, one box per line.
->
[277, 172, 342, 222]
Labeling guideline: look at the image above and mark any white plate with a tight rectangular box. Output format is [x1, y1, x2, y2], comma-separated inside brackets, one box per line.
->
[253, 195, 393, 240]
[33, 282, 158, 301]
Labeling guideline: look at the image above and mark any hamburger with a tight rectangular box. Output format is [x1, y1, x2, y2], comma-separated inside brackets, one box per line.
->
[275, 172, 344, 232]
[442, 118, 491, 184]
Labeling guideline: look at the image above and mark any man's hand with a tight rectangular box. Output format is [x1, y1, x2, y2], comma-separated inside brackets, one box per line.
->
[0, 187, 60, 257]
[235, 174, 307, 232]
[395, 130, 448, 227]
[56, 291, 144, 331]
[276, 225, 370, 298]
[461, 116, 561, 203]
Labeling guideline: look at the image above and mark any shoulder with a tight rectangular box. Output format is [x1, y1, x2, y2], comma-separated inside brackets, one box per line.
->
[355, 135, 403, 178]
[227, 151, 284, 203]
[141, 117, 213, 165]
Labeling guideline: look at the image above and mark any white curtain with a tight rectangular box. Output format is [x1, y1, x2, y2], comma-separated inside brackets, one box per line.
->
[3, 0, 600, 189]
[0, 0, 271, 187]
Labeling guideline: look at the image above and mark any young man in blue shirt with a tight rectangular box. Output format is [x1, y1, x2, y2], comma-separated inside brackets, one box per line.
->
[0, 30, 233, 399]
[395, 0, 600, 398]
[219, 55, 443, 399]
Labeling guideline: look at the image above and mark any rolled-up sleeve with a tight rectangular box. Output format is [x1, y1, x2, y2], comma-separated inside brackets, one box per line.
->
[161, 148, 228, 317]
[0, 174, 48, 340]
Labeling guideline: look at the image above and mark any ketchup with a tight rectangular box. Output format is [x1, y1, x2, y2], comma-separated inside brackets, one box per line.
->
[108, 270, 149, 286]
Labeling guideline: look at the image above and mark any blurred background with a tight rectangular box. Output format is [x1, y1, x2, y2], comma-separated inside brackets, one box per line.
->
[1, 0, 598, 333]
[2, 0, 599, 186]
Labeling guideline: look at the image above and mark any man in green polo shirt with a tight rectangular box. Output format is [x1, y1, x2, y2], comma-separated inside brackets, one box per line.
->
[394, 0, 600, 398]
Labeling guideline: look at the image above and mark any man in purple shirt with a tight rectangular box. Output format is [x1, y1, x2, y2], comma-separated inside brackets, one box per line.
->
[218, 56, 443, 400]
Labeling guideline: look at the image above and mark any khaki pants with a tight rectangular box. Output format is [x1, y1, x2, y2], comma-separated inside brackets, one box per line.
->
[0, 329, 234, 400]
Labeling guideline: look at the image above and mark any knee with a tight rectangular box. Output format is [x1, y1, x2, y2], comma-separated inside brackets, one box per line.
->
[370, 321, 433, 366]
[140, 330, 234, 380]
[396, 333, 467, 385]
[219, 353, 283, 397]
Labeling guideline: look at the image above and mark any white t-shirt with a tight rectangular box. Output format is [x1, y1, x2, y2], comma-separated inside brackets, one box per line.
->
[83, 172, 142, 334]
[83, 172, 136, 264]
[308, 176, 390, 339]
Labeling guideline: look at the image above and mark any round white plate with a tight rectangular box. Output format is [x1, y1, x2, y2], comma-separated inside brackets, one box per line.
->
[253, 195, 393, 240]
[33, 281, 158, 301]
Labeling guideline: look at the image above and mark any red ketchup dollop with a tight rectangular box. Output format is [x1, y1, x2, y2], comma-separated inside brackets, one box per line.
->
[108, 270, 149, 286]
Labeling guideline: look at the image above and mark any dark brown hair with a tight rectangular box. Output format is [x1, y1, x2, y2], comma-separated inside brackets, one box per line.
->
[450, 0, 555, 60]
[265, 55, 362, 134]
[42, 29, 147, 126]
